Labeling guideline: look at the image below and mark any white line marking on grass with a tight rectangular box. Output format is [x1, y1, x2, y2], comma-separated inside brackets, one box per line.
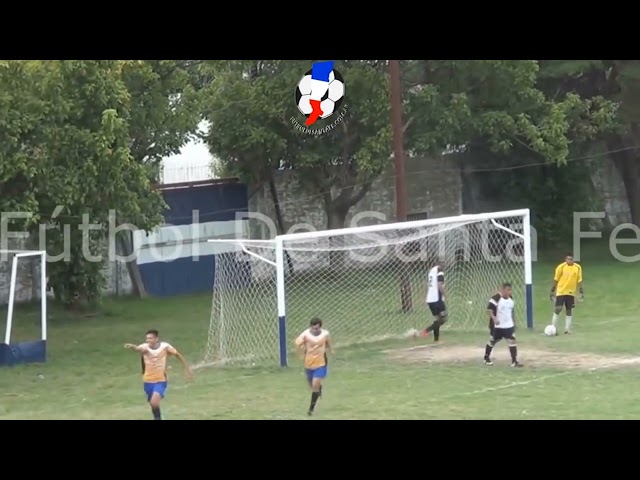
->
[442, 356, 640, 400]
[442, 372, 570, 398]
[597, 316, 636, 327]
[588, 357, 640, 370]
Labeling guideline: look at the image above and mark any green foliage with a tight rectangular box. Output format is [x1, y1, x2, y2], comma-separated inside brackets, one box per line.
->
[200, 60, 391, 228]
[0, 61, 46, 226]
[202, 60, 618, 232]
[121, 60, 204, 169]
[401, 60, 617, 243]
[404, 60, 617, 164]
[537, 60, 640, 224]
[0, 60, 200, 309]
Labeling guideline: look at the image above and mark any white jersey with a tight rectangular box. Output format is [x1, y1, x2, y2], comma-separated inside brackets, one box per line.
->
[426, 266, 444, 303]
[488, 294, 515, 329]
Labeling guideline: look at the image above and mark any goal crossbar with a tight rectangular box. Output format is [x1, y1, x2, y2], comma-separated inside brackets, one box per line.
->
[205, 208, 533, 368]
[277, 208, 530, 242]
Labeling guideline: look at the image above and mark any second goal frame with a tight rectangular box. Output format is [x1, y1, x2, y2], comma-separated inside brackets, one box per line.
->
[0, 249, 47, 367]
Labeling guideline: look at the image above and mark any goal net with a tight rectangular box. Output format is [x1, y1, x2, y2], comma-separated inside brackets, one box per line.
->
[0, 250, 47, 366]
[202, 209, 532, 368]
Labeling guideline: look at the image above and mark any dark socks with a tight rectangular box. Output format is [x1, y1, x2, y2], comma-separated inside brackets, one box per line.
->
[151, 406, 161, 420]
[309, 391, 320, 413]
[509, 345, 518, 363]
[484, 343, 493, 359]
[426, 320, 443, 340]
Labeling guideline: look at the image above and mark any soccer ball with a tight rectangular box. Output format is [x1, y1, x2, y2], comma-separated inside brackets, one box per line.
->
[295, 69, 345, 121]
[404, 328, 420, 338]
[544, 324, 557, 336]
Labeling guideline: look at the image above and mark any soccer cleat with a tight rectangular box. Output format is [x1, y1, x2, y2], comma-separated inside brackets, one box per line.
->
[511, 361, 524, 368]
[420, 329, 429, 337]
[307, 410, 313, 416]
[564, 331, 570, 335]
[484, 358, 494, 366]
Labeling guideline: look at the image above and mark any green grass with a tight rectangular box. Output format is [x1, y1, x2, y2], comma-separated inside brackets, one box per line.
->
[1, 239, 639, 419]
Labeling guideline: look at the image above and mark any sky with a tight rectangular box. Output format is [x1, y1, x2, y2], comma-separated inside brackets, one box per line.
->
[161, 121, 217, 184]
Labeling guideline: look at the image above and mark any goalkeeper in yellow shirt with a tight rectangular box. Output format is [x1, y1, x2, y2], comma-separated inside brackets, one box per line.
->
[549, 253, 583, 335]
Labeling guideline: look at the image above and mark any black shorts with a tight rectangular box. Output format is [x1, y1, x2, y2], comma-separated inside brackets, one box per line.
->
[555, 295, 575, 310]
[428, 300, 446, 317]
[491, 326, 516, 341]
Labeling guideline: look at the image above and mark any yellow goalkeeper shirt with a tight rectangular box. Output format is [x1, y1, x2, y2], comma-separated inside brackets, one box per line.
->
[554, 262, 582, 297]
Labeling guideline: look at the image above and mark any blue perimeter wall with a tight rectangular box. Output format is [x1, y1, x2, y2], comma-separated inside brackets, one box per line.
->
[138, 181, 248, 297]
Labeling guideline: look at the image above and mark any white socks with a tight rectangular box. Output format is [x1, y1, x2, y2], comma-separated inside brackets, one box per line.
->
[565, 316, 572, 332]
[552, 313, 573, 332]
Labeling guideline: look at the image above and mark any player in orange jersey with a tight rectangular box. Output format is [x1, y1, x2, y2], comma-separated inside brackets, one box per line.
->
[294, 317, 333, 416]
[124, 329, 192, 420]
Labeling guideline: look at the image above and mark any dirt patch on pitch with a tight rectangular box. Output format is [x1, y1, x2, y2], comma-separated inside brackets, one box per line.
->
[388, 344, 640, 371]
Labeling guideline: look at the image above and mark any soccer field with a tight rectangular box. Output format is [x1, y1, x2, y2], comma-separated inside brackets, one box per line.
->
[0, 242, 639, 419]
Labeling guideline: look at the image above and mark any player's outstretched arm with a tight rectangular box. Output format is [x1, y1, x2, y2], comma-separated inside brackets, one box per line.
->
[294, 334, 306, 361]
[578, 264, 584, 302]
[124, 343, 146, 353]
[170, 348, 193, 381]
[487, 298, 498, 326]
[326, 335, 334, 356]
[487, 308, 497, 325]
[550, 264, 562, 300]
[438, 275, 446, 300]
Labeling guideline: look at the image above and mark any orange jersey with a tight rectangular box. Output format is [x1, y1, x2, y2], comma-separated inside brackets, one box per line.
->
[295, 329, 330, 369]
[138, 342, 177, 383]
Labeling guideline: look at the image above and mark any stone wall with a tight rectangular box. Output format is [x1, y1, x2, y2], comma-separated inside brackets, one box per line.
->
[248, 154, 463, 239]
[591, 161, 631, 226]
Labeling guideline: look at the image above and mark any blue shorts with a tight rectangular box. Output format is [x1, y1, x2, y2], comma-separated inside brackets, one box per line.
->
[305, 365, 328, 383]
[144, 381, 168, 402]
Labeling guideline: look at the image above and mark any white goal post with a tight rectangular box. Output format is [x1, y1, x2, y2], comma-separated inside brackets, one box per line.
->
[203, 208, 533, 368]
[0, 250, 47, 366]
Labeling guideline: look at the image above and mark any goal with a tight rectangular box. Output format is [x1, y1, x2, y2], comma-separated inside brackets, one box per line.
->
[0, 250, 47, 367]
[202, 209, 533, 368]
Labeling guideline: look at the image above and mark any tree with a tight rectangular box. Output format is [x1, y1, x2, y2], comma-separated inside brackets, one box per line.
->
[0, 61, 168, 308]
[122, 60, 204, 173]
[537, 61, 638, 223]
[0, 61, 47, 228]
[404, 60, 616, 163]
[115, 60, 205, 297]
[399, 60, 617, 246]
[200, 60, 391, 232]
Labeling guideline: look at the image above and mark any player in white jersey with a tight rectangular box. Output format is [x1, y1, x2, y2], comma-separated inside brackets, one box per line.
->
[483, 282, 523, 367]
[421, 264, 447, 343]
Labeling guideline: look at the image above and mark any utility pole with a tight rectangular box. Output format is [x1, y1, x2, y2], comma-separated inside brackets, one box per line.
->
[389, 60, 412, 313]
[389, 60, 407, 222]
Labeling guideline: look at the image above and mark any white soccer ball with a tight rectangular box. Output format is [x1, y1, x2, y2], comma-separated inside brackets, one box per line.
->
[544, 324, 557, 336]
[404, 328, 420, 338]
[295, 69, 345, 121]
